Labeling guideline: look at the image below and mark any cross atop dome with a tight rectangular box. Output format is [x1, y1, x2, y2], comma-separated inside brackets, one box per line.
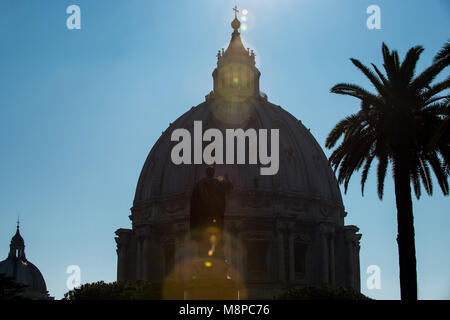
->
[233, 5, 239, 18]
[231, 6, 241, 31]
[209, 6, 260, 101]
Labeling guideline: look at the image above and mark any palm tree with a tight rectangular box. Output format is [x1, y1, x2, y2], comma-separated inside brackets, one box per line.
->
[325, 42, 450, 300]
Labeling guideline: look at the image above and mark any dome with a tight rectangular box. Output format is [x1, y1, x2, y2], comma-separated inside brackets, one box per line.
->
[133, 12, 343, 213]
[0, 258, 47, 293]
[0, 225, 47, 295]
[133, 98, 343, 209]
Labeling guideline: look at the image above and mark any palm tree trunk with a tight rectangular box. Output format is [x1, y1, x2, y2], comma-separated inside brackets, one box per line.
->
[393, 161, 418, 300]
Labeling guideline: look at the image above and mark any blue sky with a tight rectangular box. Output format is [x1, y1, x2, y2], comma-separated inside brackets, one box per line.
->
[0, 0, 449, 299]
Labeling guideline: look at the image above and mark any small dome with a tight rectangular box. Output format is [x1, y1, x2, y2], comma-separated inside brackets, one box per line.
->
[0, 225, 48, 295]
[0, 257, 47, 293]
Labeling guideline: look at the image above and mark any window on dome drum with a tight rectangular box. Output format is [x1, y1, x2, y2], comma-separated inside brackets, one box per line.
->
[164, 242, 175, 276]
[294, 242, 307, 274]
[246, 241, 268, 273]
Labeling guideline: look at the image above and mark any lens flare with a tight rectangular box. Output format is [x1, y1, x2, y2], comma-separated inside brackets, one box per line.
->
[160, 228, 248, 299]
[241, 16, 247, 22]
[242, 9, 248, 15]
[241, 24, 248, 32]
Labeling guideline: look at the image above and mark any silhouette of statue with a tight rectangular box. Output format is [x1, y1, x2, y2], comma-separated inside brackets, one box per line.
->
[190, 166, 233, 258]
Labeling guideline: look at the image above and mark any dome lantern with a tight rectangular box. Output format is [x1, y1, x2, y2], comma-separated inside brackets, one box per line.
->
[9, 219, 25, 259]
[211, 7, 261, 102]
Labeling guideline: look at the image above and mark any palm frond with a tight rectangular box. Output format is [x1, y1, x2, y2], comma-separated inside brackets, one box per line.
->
[371, 63, 389, 87]
[433, 40, 450, 64]
[422, 78, 450, 103]
[419, 158, 433, 195]
[376, 154, 388, 199]
[399, 45, 424, 86]
[411, 59, 450, 92]
[350, 58, 388, 98]
[427, 151, 449, 195]
[361, 153, 375, 196]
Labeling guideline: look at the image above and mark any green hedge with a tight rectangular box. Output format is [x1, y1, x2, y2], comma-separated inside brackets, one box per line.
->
[275, 286, 371, 300]
[63, 280, 161, 300]
[0, 273, 28, 300]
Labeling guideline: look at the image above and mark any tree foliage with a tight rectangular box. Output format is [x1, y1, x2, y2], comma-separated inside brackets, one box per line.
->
[434, 40, 450, 65]
[326, 41, 449, 301]
[63, 280, 163, 300]
[326, 42, 449, 199]
[275, 286, 371, 300]
[0, 273, 28, 300]
[63, 280, 186, 300]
